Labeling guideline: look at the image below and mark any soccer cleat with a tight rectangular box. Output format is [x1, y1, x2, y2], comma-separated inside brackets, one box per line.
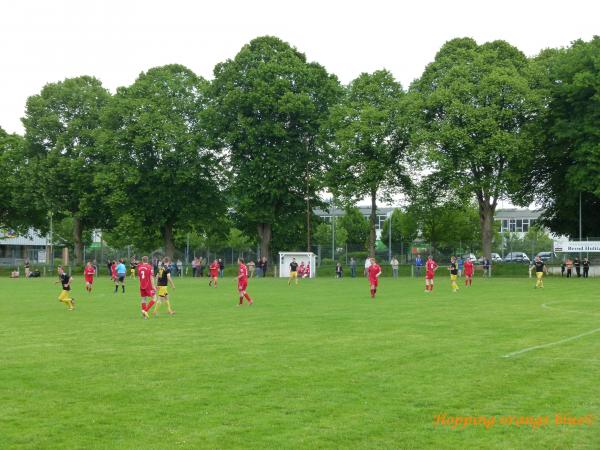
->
[141, 309, 149, 319]
[168, 311, 176, 315]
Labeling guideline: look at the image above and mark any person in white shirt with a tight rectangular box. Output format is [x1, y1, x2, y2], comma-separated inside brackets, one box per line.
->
[364, 257, 372, 277]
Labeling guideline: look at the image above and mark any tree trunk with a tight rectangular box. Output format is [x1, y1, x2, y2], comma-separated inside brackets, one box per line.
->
[478, 201, 495, 260]
[257, 223, 272, 262]
[368, 190, 377, 257]
[73, 216, 84, 265]
[163, 223, 175, 259]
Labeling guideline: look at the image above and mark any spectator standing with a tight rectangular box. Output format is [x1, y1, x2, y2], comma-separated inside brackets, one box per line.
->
[192, 257, 198, 277]
[218, 258, 225, 278]
[335, 262, 343, 278]
[566, 258, 573, 278]
[24, 258, 31, 278]
[483, 258, 491, 277]
[350, 257, 357, 278]
[198, 257, 205, 277]
[457, 257, 464, 277]
[415, 254, 424, 277]
[248, 260, 256, 278]
[391, 256, 399, 278]
[177, 259, 183, 277]
[574, 257, 581, 278]
[583, 258, 590, 278]
[561, 261, 566, 277]
[262, 257, 268, 277]
[107, 260, 113, 278]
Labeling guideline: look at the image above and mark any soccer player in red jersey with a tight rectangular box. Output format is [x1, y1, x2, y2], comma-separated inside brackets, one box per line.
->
[367, 257, 382, 299]
[463, 258, 474, 287]
[137, 255, 156, 319]
[110, 260, 117, 281]
[425, 256, 438, 292]
[237, 257, 253, 306]
[208, 259, 219, 287]
[84, 260, 96, 293]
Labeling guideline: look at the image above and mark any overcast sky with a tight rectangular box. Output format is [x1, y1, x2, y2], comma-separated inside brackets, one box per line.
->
[1, 0, 598, 136]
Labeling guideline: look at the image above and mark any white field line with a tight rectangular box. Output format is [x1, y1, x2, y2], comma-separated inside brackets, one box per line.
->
[541, 302, 600, 316]
[502, 302, 600, 358]
[502, 328, 600, 358]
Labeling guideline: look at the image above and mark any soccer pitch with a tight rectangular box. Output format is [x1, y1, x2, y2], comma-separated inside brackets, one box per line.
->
[1, 275, 599, 449]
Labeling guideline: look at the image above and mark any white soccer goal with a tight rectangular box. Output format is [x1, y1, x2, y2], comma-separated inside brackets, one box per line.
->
[278, 252, 317, 278]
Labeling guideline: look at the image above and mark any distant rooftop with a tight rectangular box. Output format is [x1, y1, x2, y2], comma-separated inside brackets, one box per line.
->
[494, 208, 544, 220]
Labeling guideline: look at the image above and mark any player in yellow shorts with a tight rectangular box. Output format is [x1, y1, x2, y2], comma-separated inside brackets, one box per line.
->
[448, 256, 459, 293]
[55, 266, 75, 310]
[153, 257, 176, 316]
[533, 256, 547, 288]
[288, 258, 299, 286]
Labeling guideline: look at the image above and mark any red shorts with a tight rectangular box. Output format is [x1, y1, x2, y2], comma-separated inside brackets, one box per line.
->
[210, 272, 218, 278]
[464, 271, 473, 277]
[238, 281, 248, 291]
[140, 287, 155, 298]
[369, 278, 379, 287]
[85, 276, 94, 284]
[426, 272, 435, 280]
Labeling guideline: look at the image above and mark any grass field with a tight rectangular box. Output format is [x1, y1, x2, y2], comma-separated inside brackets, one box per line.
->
[1, 274, 599, 449]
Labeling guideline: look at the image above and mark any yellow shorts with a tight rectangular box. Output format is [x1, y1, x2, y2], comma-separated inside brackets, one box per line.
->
[58, 290, 71, 301]
[157, 286, 168, 297]
[536, 272, 544, 280]
[450, 274, 457, 281]
[290, 271, 297, 278]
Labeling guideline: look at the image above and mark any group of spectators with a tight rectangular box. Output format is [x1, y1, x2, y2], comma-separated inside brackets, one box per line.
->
[560, 257, 590, 278]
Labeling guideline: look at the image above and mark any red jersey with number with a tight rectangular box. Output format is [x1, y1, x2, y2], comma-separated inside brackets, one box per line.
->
[84, 266, 95, 283]
[138, 263, 153, 290]
[426, 260, 437, 279]
[464, 260, 474, 276]
[209, 262, 219, 277]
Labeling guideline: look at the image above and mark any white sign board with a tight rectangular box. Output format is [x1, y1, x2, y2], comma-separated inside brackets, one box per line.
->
[38, 250, 47, 263]
[553, 241, 600, 252]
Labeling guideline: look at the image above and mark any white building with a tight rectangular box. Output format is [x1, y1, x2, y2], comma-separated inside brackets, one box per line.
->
[494, 208, 543, 236]
[0, 229, 49, 266]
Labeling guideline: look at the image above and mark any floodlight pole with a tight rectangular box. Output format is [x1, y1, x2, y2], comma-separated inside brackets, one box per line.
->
[579, 191, 582, 261]
[388, 211, 392, 262]
[49, 212, 54, 273]
[331, 198, 335, 260]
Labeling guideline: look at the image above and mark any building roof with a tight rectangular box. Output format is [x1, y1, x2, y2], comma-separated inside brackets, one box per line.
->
[0, 229, 48, 246]
[494, 208, 544, 220]
[314, 206, 395, 216]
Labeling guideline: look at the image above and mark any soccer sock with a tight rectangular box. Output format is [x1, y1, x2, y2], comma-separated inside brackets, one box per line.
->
[465, 279, 468, 286]
[122, 285, 125, 293]
[244, 292, 252, 303]
[469, 279, 472, 286]
[114, 285, 118, 293]
[370, 288, 374, 298]
[146, 299, 156, 311]
[373, 288, 377, 297]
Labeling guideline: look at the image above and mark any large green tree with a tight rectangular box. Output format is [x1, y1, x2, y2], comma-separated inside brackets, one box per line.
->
[327, 70, 412, 256]
[337, 206, 370, 247]
[411, 38, 542, 259]
[100, 64, 224, 258]
[527, 37, 600, 237]
[205, 36, 341, 258]
[0, 128, 46, 231]
[22, 76, 111, 264]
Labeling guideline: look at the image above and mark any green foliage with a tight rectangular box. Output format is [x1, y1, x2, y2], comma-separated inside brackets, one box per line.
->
[313, 222, 347, 248]
[527, 37, 600, 237]
[205, 36, 341, 256]
[327, 70, 412, 255]
[381, 208, 418, 244]
[411, 38, 543, 257]
[100, 64, 225, 257]
[337, 207, 369, 246]
[0, 128, 46, 231]
[22, 76, 112, 262]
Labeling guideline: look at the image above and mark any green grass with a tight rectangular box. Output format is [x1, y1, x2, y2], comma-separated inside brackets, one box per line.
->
[1, 274, 599, 449]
